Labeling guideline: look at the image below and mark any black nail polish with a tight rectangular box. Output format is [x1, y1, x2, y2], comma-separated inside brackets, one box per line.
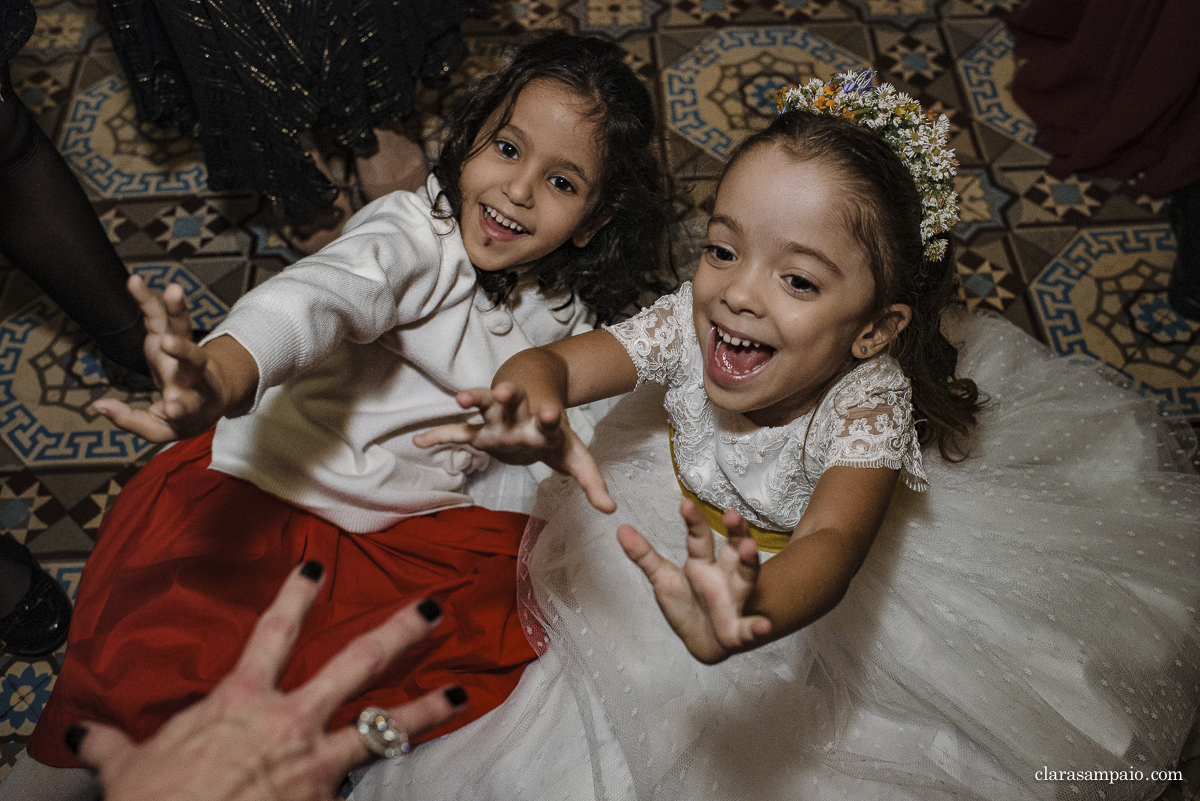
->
[300, 560, 324, 581]
[417, 598, 442, 622]
[444, 686, 468, 707]
[64, 724, 88, 755]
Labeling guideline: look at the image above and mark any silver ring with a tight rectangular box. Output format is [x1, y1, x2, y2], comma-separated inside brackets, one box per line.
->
[357, 707, 409, 758]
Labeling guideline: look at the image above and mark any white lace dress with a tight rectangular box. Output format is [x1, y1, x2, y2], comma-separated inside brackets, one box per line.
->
[353, 285, 1200, 801]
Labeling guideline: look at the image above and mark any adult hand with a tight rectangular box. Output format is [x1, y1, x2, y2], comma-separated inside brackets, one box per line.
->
[92, 275, 252, 442]
[415, 382, 615, 513]
[67, 561, 466, 801]
[618, 500, 771, 664]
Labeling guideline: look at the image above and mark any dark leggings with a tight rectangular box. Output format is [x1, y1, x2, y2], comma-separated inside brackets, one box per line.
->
[0, 61, 148, 375]
[1168, 181, 1200, 320]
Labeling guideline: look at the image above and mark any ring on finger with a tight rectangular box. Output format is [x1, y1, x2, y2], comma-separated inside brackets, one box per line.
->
[357, 707, 409, 758]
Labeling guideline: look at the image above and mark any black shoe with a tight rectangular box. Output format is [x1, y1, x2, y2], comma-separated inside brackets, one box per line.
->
[0, 539, 72, 658]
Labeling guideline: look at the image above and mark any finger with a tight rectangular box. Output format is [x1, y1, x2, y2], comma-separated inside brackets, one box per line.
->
[71, 721, 135, 775]
[680, 500, 716, 561]
[454, 387, 493, 411]
[713, 511, 760, 572]
[489, 382, 515, 406]
[325, 684, 467, 767]
[158, 332, 206, 376]
[413, 423, 482, 448]
[563, 446, 615, 513]
[157, 355, 208, 416]
[127, 275, 172, 336]
[617, 525, 675, 584]
[722, 508, 752, 542]
[161, 283, 193, 338]
[232, 561, 325, 686]
[534, 404, 561, 433]
[296, 598, 440, 722]
[734, 532, 760, 566]
[493, 384, 529, 429]
[715, 614, 773, 651]
[92, 400, 180, 442]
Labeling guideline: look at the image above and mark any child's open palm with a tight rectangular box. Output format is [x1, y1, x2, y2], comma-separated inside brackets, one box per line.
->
[414, 383, 616, 513]
[618, 500, 772, 664]
[92, 275, 235, 442]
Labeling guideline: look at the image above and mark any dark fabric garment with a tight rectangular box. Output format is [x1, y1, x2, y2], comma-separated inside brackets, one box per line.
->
[0, 0, 36, 62]
[1007, 0, 1200, 197]
[98, 0, 482, 219]
[1, 8, 149, 375]
[27, 428, 537, 768]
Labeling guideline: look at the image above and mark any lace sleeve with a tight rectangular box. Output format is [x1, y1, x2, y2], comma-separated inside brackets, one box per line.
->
[603, 283, 695, 388]
[823, 359, 928, 491]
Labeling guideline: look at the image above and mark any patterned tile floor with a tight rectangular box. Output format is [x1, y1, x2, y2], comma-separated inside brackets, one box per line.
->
[3, 0, 1199, 795]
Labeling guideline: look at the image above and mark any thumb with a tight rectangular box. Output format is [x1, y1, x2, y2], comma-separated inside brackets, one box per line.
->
[70, 721, 135, 774]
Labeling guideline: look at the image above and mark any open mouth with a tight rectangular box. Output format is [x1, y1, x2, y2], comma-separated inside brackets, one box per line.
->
[710, 324, 775, 379]
[480, 204, 529, 240]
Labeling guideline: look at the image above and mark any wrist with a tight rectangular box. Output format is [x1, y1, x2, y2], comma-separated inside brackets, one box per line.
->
[494, 349, 570, 410]
[202, 335, 260, 417]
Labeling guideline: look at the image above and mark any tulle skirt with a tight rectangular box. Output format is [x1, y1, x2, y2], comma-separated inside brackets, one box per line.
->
[27, 429, 536, 768]
[352, 311, 1200, 801]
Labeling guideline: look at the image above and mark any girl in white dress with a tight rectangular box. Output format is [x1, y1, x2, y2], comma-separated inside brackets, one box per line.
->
[353, 73, 1200, 801]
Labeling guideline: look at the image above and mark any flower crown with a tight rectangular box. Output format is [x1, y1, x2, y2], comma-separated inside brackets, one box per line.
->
[777, 69, 958, 262]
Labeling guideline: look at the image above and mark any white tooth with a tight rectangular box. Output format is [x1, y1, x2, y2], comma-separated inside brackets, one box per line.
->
[717, 328, 764, 349]
[487, 206, 524, 233]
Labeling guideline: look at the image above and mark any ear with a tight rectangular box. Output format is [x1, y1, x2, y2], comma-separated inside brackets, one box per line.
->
[852, 303, 912, 360]
[571, 213, 612, 248]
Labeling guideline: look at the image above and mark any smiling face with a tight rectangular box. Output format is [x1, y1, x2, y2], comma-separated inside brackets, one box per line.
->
[693, 143, 907, 428]
[458, 79, 609, 272]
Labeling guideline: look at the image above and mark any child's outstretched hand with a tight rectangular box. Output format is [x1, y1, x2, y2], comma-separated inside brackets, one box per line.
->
[617, 500, 771, 664]
[414, 382, 616, 513]
[92, 275, 238, 442]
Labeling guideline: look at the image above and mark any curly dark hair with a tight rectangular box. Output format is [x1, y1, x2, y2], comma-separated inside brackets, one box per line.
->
[431, 33, 675, 324]
[722, 111, 983, 461]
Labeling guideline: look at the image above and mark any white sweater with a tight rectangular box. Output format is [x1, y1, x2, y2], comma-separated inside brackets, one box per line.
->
[208, 177, 592, 533]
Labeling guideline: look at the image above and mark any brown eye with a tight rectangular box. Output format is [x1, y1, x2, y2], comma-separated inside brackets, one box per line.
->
[705, 245, 735, 262]
[786, 274, 816, 293]
[496, 140, 519, 159]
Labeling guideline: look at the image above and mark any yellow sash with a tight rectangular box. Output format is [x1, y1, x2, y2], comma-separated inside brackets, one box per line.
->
[668, 426, 792, 554]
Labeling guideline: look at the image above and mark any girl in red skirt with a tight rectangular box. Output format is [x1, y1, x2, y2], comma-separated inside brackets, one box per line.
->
[6, 33, 673, 801]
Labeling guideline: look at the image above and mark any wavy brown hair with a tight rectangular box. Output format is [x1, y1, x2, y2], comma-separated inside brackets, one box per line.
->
[431, 33, 675, 324]
[722, 111, 982, 461]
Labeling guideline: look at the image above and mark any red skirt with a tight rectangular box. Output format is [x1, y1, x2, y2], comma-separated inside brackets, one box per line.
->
[27, 430, 536, 768]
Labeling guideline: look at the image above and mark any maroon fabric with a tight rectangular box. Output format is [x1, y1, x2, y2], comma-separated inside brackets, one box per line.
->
[27, 430, 536, 767]
[1007, 0, 1200, 196]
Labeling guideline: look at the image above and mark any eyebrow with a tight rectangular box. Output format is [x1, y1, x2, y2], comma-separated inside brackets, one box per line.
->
[708, 214, 844, 277]
[501, 122, 594, 186]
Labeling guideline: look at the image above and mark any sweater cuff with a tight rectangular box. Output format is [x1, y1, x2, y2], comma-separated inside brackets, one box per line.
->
[203, 313, 307, 414]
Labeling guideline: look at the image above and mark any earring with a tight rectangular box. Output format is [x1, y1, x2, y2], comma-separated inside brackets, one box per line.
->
[860, 346, 868, 355]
